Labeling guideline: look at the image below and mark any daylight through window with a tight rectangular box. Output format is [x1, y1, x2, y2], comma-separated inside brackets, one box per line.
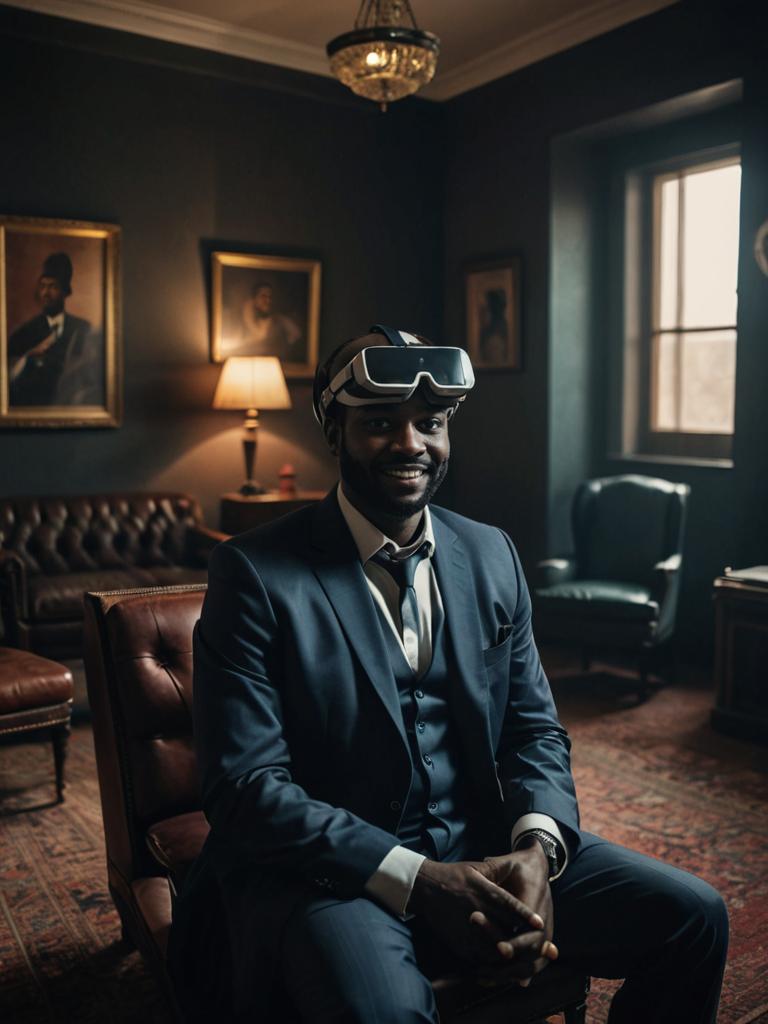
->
[651, 157, 741, 437]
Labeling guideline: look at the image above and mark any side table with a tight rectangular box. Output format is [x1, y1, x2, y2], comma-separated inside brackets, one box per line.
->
[220, 491, 326, 535]
[711, 566, 768, 744]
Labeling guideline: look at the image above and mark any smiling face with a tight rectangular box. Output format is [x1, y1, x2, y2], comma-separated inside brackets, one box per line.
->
[328, 393, 451, 542]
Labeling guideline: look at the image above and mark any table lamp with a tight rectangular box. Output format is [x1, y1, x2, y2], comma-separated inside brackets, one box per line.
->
[213, 356, 292, 495]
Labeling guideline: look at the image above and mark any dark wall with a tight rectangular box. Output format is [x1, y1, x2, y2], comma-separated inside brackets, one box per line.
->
[2, 2, 766, 655]
[442, 0, 768, 652]
[0, 6, 444, 523]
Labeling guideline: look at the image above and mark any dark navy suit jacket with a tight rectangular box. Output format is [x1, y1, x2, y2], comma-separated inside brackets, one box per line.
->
[171, 490, 580, 1006]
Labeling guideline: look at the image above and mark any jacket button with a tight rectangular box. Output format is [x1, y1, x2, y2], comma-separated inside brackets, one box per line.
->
[414, 689, 424, 699]
[416, 721, 425, 732]
[390, 800, 401, 812]
[423, 754, 433, 766]
[428, 801, 438, 811]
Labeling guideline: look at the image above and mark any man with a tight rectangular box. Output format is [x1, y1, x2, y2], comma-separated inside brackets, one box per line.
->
[8, 251, 103, 406]
[170, 325, 727, 1023]
[239, 281, 302, 361]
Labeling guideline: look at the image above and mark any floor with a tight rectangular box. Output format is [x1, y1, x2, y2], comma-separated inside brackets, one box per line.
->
[1, 651, 767, 1023]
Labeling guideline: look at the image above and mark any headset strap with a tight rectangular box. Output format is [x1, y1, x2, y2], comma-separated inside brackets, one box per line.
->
[369, 324, 420, 347]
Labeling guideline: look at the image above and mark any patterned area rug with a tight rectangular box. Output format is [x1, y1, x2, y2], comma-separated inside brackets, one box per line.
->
[547, 661, 768, 1024]
[0, 658, 767, 1023]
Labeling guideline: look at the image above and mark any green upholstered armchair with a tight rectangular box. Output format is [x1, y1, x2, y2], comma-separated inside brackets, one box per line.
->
[533, 474, 690, 699]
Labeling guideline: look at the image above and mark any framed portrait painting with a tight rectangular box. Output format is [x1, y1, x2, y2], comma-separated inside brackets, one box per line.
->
[0, 215, 121, 427]
[211, 251, 321, 377]
[465, 257, 522, 371]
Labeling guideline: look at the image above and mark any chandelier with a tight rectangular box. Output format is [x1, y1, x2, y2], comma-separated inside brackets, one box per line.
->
[327, 0, 440, 111]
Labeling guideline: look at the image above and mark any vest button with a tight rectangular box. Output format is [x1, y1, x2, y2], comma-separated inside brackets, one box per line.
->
[414, 689, 424, 699]
[389, 800, 401, 812]
[423, 754, 433, 766]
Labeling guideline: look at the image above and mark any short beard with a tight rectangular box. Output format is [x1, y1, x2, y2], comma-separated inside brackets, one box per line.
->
[339, 442, 448, 520]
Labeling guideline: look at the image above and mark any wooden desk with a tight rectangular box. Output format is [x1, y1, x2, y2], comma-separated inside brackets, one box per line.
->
[220, 491, 326, 535]
[711, 566, 768, 744]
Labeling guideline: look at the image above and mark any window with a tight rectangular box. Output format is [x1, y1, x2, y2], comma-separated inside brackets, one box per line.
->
[622, 147, 741, 461]
[651, 157, 740, 445]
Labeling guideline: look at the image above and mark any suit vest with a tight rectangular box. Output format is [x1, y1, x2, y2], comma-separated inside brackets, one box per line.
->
[373, 598, 472, 861]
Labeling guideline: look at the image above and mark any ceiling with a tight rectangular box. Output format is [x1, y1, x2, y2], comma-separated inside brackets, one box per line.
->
[9, 0, 678, 99]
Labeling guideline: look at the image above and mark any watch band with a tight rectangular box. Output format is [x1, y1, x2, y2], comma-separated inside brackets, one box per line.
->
[514, 828, 564, 881]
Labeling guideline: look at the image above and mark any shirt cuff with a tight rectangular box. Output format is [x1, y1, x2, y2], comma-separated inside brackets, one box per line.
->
[511, 813, 569, 880]
[364, 845, 426, 918]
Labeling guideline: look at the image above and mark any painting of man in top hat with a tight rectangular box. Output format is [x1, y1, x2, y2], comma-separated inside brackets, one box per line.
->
[1, 217, 121, 427]
[8, 251, 102, 407]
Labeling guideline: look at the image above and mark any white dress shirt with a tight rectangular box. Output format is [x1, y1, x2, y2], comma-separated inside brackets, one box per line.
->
[336, 485, 568, 917]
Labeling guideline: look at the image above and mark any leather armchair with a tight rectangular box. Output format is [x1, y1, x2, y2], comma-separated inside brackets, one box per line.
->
[534, 474, 690, 698]
[0, 493, 225, 659]
[83, 583, 588, 1023]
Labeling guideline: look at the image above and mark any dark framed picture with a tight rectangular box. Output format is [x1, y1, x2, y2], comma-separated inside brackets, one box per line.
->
[211, 251, 321, 377]
[465, 257, 522, 371]
[0, 216, 121, 427]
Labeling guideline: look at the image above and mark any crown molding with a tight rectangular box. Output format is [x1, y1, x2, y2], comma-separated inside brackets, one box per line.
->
[421, 0, 679, 101]
[4, 0, 332, 78]
[5, 0, 678, 100]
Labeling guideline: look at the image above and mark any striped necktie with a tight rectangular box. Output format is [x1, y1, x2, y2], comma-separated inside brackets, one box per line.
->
[372, 543, 430, 670]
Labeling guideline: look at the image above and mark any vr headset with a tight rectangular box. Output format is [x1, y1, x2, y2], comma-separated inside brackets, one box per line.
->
[315, 324, 475, 425]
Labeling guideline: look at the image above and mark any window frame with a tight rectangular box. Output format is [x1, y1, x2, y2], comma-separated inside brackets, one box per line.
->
[618, 135, 741, 460]
[638, 148, 741, 459]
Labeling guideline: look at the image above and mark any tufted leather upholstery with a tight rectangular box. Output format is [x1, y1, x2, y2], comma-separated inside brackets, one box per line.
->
[534, 475, 689, 696]
[83, 583, 208, 1012]
[0, 494, 223, 659]
[83, 583, 589, 1023]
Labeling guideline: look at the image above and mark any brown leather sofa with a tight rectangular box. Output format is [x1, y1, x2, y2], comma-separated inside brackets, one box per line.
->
[0, 493, 224, 660]
[83, 583, 589, 1023]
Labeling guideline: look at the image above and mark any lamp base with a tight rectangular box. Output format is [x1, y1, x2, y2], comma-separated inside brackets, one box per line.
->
[239, 480, 267, 496]
[240, 421, 266, 496]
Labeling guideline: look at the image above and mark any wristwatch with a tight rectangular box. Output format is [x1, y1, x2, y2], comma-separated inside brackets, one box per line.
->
[514, 828, 563, 880]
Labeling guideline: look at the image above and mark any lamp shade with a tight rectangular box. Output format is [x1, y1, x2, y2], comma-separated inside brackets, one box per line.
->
[213, 357, 292, 411]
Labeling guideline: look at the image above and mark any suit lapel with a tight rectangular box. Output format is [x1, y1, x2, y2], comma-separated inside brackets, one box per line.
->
[431, 512, 496, 778]
[310, 492, 408, 751]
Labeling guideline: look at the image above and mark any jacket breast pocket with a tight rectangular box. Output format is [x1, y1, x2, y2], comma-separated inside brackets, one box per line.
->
[482, 628, 514, 669]
[483, 630, 514, 732]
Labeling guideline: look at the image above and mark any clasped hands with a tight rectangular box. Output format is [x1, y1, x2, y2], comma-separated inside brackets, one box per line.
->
[408, 841, 557, 987]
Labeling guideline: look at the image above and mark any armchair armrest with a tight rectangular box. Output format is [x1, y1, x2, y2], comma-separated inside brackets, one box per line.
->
[651, 553, 682, 600]
[185, 524, 230, 567]
[535, 557, 577, 590]
[651, 553, 683, 640]
[0, 549, 29, 642]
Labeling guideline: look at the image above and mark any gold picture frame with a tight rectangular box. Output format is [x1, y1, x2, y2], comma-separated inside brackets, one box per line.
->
[0, 215, 121, 428]
[211, 251, 321, 377]
[465, 256, 522, 371]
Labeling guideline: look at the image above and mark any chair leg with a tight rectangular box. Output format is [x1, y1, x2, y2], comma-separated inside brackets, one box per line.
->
[666, 643, 679, 686]
[51, 723, 70, 803]
[638, 659, 650, 702]
[564, 998, 588, 1024]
